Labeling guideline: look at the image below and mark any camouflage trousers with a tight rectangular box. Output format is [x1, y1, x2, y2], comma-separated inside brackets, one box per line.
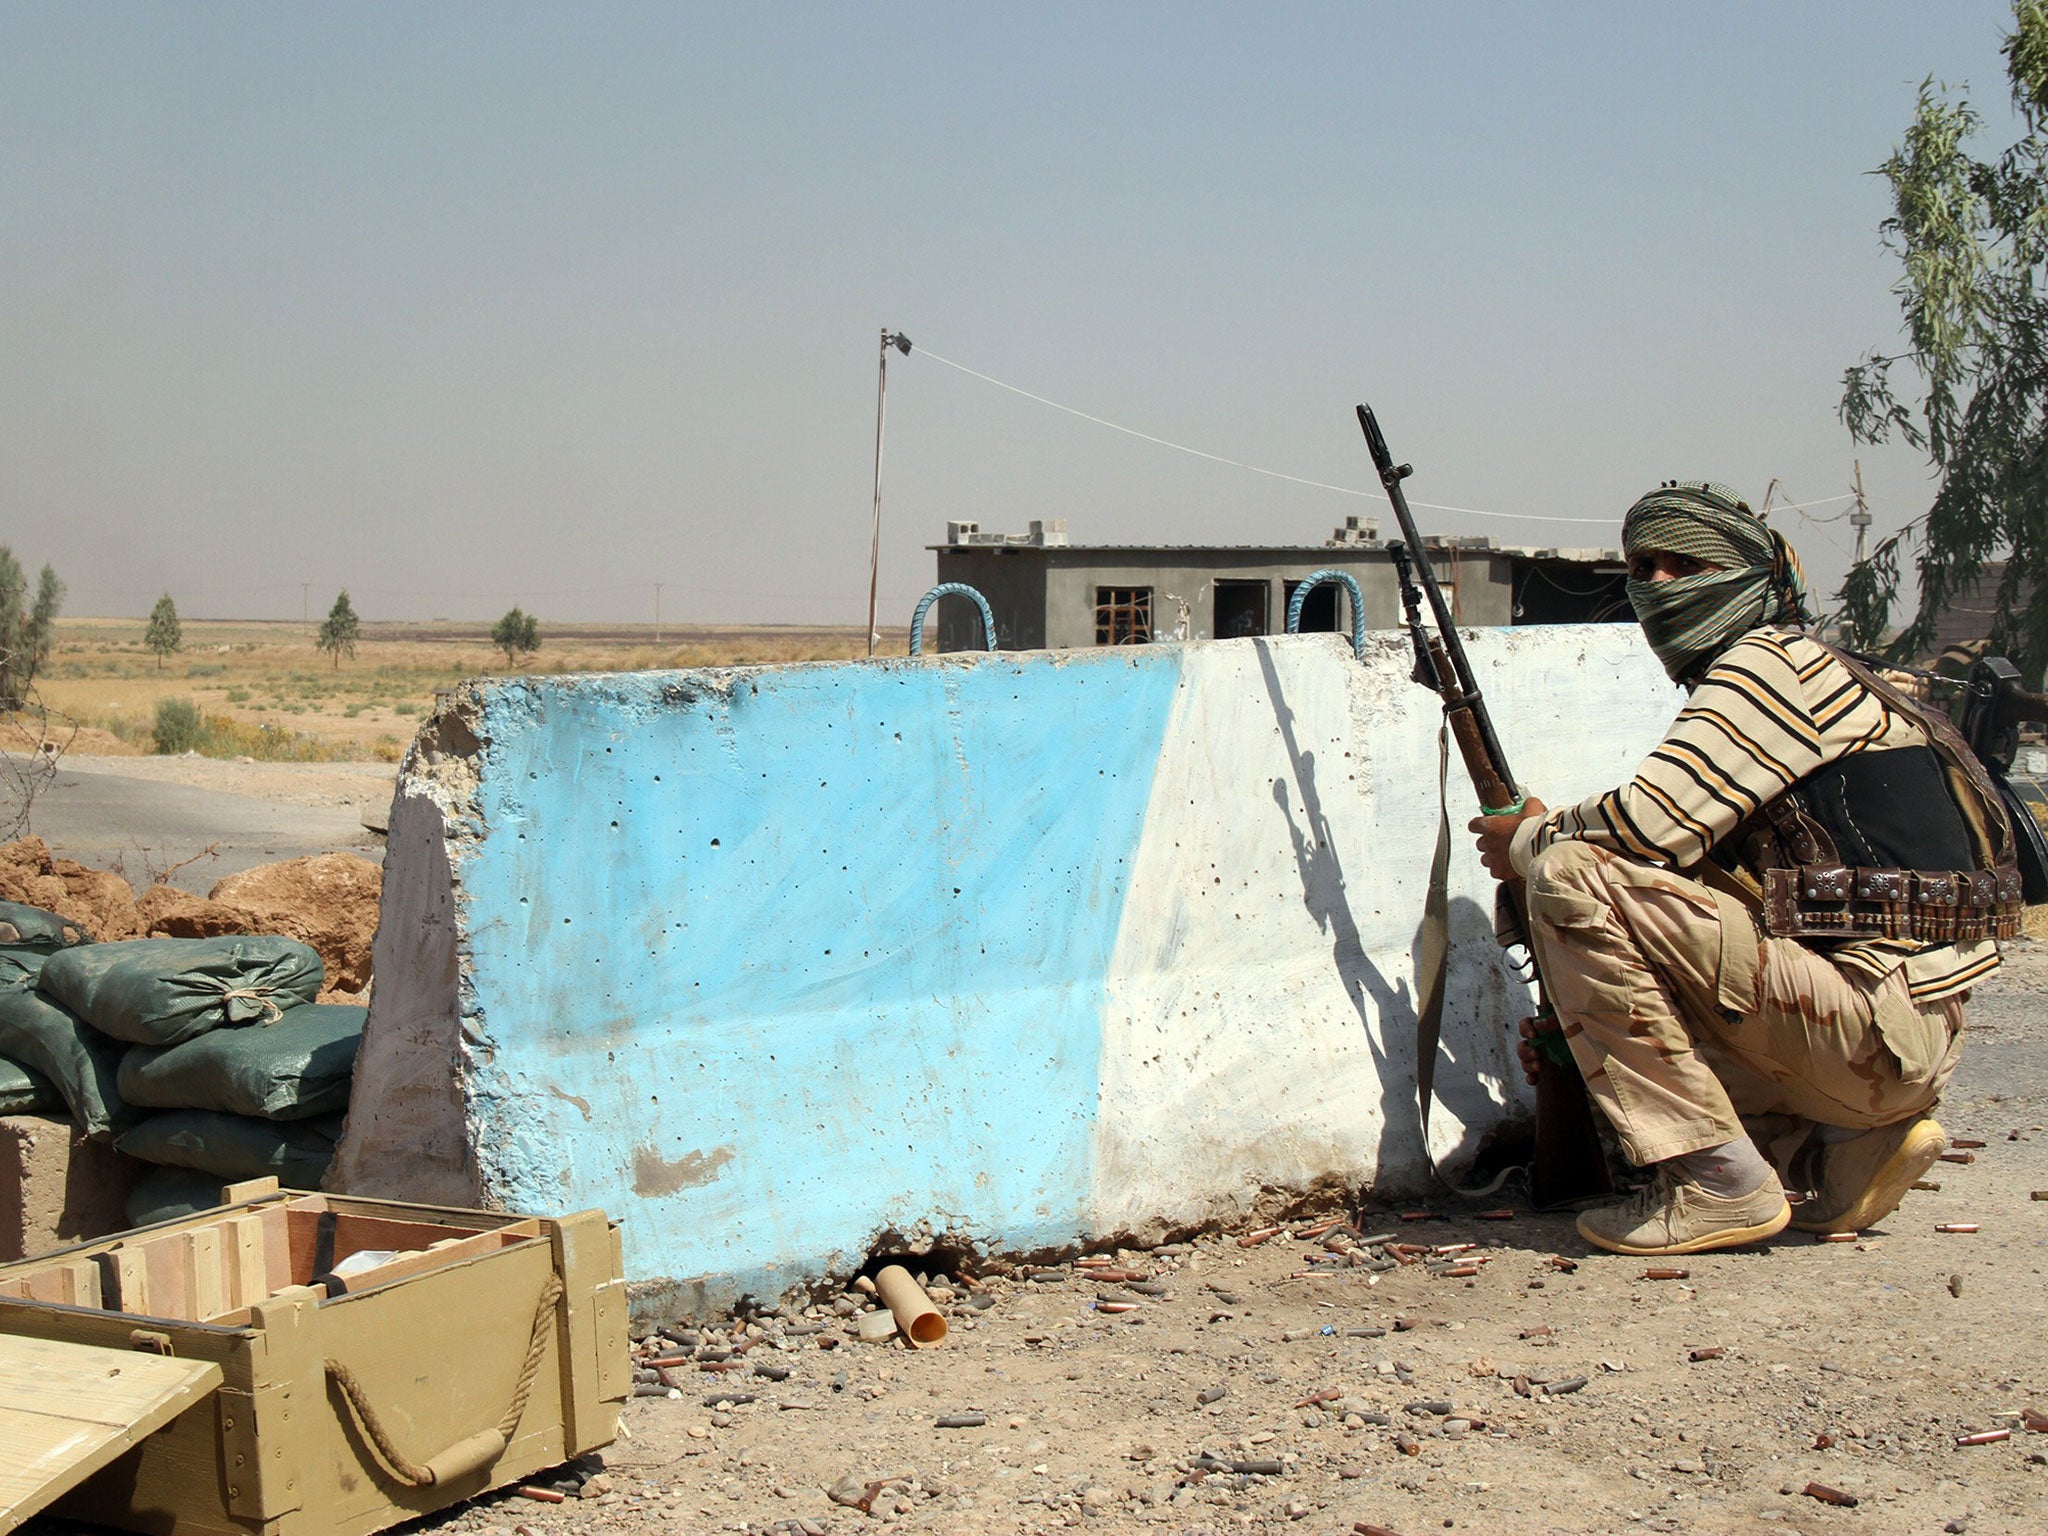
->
[1523, 840, 1965, 1167]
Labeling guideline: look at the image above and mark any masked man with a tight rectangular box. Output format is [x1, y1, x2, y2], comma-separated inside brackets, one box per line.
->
[1472, 482, 2020, 1257]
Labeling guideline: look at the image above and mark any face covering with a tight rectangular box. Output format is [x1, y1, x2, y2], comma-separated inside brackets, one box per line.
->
[1621, 482, 1810, 685]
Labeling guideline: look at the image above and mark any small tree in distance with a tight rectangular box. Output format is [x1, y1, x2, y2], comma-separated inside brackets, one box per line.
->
[317, 590, 360, 670]
[0, 548, 64, 710]
[145, 593, 182, 670]
[491, 606, 541, 667]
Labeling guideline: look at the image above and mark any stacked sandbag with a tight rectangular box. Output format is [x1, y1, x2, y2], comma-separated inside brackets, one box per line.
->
[0, 1055, 58, 1115]
[0, 910, 128, 1140]
[24, 933, 350, 1206]
[39, 936, 325, 1047]
[119, 1004, 365, 1120]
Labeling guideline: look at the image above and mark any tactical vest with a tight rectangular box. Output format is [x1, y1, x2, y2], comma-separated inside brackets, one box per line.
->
[1713, 643, 2024, 944]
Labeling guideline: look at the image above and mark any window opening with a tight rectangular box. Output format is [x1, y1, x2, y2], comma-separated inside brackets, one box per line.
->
[1094, 587, 1152, 645]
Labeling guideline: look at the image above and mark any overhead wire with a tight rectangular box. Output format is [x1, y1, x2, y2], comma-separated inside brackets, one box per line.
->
[908, 343, 1858, 530]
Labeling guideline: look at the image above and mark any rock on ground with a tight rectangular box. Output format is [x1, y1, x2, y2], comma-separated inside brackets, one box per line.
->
[0, 836, 146, 940]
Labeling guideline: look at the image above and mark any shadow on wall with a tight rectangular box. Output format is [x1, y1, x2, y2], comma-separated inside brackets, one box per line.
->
[1256, 642, 1528, 1194]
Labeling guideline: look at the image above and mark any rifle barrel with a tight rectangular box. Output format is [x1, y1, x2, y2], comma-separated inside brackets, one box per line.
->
[1356, 403, 1518, 791]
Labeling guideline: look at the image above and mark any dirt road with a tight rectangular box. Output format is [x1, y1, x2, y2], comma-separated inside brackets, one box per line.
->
[19, 754, 394, 890]
[371, 947, 2048, 1536]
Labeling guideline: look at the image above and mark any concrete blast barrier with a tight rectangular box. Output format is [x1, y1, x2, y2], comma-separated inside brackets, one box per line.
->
[331, 629, 1677, 1316]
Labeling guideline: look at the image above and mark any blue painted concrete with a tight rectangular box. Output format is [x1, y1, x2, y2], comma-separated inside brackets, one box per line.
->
[456, 651, 1183, 1299]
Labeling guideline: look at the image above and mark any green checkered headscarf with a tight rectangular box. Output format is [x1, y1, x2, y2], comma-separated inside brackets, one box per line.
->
[1622, 481, 1811, 685]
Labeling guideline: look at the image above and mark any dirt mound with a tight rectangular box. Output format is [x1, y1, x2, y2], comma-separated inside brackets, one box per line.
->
[0, 836, 146, 940]
[208, 854, 380, 998]
[0, 841, 380, 1003]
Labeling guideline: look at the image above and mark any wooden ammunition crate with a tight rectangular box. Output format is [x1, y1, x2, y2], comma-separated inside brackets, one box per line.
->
[0, 1180, 629, 1536]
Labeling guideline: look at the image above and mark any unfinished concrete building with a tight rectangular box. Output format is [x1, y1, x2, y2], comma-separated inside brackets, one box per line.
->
[926, 517, 1628, 651]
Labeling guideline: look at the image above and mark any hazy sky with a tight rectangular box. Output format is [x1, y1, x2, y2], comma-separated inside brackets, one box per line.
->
[0, 3, 2027, 626]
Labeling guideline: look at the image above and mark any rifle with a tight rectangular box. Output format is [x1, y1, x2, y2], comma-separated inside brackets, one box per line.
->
[1357, 403, 1611, 1208]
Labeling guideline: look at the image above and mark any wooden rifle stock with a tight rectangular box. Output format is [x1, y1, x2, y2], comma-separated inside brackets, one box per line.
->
[1365, 405, 1610, 1208]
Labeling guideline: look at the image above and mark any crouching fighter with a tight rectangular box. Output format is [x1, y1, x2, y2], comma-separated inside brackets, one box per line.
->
[1472, 482, 2021, 1256]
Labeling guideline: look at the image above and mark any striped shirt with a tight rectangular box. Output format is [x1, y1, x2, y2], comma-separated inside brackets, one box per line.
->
[1508, 626, 1999, 1001]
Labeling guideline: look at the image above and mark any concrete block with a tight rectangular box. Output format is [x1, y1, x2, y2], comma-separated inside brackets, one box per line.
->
[0, 1113, 142, 1260]
[334, 627, 1679, 1316]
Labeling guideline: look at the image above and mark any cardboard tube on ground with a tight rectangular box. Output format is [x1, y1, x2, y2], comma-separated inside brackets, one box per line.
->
[873, 1264, 947, 1346]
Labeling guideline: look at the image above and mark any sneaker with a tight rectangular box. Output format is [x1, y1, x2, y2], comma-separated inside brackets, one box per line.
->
[1787, 1115, 1946, 1234]
[1576, 1167, 1791, 1256]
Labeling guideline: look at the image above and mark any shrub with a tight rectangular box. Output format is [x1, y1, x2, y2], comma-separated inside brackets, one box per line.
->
[153, 698, 204, 754]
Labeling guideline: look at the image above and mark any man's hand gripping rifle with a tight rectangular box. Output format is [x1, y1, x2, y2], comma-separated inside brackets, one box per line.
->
[1358, 404, 1610, 1206]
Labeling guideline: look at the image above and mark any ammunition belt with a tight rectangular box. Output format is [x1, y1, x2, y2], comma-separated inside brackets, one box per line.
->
[1761, 864, 2025, 944]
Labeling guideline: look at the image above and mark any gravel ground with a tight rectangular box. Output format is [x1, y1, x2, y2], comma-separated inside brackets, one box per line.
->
[385, 944, 2048, 1536]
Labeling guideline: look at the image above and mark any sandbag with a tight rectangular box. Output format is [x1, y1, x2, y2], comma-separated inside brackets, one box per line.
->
[0, 948, 130, 1141]
[0, 1053, 57, 1115]
[125, 1165, 229, 1228]
[37, 936, 324, 1047]
[119, 1004, 364, 1120]
[0, 899, 88, 951]
[116, 1109, 342, 1186]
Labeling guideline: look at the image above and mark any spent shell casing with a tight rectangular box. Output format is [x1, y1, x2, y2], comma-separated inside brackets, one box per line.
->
[1434, 1264, 1481, 1279]
[1803, 1481, 1858, 1507]
[1237, 1226, 1282, 1247]
[2020, 1409, 2048, 1433]
[1817, 1232, 1859, 1243]
[1688, 1346, 1725, 1361]
[1543, 1376, 1589, 1395]
[1956, 1429, 2011, 1446]
[1940, 1150, 1976, 1164]
[1934, 1223, 1980, 1233]
[1949, 1137, 1987, 1149]
[1914, 1180, 1943, 1192]
[1642, 1267, 1691, 1281]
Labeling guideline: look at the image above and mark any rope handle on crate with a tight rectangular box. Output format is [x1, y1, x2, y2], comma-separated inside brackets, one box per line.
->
[326, 1273, 565, 1487]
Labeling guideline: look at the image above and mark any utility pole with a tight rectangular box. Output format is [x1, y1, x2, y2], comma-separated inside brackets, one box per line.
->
[654, 582, 663, 646]
[301, 583, 311, 629]
[1850, 459, 1871, 566]
[867, 329, 911, 658]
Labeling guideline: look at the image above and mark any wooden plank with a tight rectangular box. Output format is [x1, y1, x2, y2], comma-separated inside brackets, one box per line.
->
[52, 1261, 100, 1311]
[323, 1227, 536, 1296]
[105, 1250, 149, 1317]
[257, 1203, 292, 1292]
[181, 1230, 226, 1322]
[219, 1176, 279, 1204]
[549, 1209, 623, 1455]
[221, 1215, 267, 1312]
[132, 1235, 189, 1321]
[0, 1333, 221, 1534]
